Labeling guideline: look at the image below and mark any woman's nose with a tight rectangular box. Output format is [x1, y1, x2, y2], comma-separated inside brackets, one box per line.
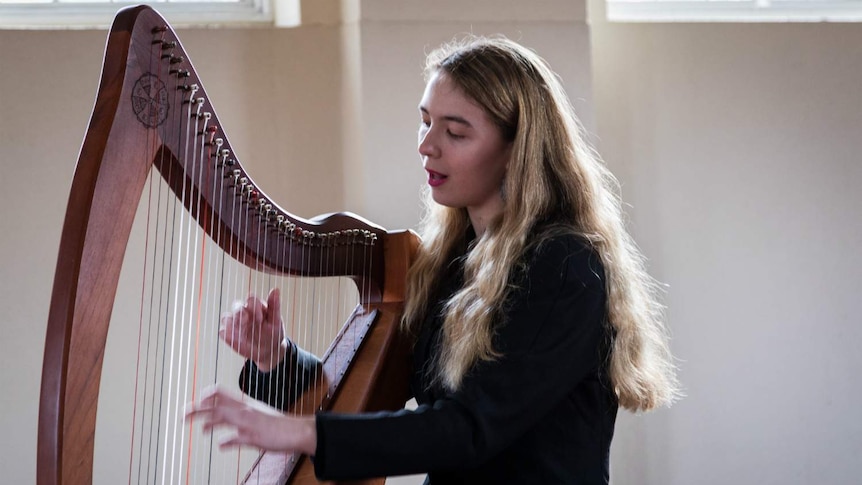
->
[418, 127, 439, 158]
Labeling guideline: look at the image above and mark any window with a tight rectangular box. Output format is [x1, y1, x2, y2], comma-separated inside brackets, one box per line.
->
[0, 0, 299, 29]
[606, 0, 862, 22]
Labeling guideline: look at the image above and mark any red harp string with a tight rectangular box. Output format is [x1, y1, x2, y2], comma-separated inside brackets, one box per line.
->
[38, 5, 417, 485]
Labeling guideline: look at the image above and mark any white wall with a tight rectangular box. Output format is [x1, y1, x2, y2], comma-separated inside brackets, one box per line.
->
[590, 4, 862, 483]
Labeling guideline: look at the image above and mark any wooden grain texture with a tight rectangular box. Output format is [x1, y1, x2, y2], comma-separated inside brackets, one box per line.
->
[38, 6, 419, 484]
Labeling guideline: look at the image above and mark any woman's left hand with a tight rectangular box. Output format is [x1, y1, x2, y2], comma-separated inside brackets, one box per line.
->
[186, 385, 317, 454]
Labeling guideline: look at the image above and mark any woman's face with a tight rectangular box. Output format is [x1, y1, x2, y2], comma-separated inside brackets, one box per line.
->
[418, 71, 511, 231]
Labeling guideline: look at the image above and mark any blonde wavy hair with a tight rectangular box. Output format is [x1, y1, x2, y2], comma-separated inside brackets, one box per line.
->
[402, 36, 679, 412]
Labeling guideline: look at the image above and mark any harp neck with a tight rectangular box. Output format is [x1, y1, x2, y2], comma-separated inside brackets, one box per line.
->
[38, 6, 417, 484]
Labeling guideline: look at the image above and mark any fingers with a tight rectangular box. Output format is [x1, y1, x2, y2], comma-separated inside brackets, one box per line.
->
[219, 294, 265, 344]
[186, 385, 241, 419]
[186, 394, 241, 450]
[218, 433, 243, 450]
[185, 386, 248, 439]
[218, 289, 285, 364]
[267, 287, 281, 324]
[186, 386, 298, 452]
[217, 427, 261, 450]
[223, 290, 280, 330]
[218, 312, 234, 344]
[219, 300, 247, 339]
[247, 294, 265, 328]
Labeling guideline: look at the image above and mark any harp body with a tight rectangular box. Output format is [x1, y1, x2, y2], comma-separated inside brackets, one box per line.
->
[38, 5, 416, 484]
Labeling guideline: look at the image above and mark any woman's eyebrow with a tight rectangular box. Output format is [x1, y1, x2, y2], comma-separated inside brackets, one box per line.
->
[419, 106, 473, 128]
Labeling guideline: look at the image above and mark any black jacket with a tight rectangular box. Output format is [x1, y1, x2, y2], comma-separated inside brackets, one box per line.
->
[242, 233, 617, 484]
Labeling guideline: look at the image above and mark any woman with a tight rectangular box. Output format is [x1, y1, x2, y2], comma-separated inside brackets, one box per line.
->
[188, 36, 679, 484]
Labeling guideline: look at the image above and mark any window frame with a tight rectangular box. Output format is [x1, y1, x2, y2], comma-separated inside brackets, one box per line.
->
[0, 0, 275, 29]
[606, 0, 862, 22]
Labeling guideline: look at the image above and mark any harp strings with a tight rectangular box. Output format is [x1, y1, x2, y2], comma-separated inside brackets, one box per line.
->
[129, 30, 184, 485]
[113, 26, 365, 484]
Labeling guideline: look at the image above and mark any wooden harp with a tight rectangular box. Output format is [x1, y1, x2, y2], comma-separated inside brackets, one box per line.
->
[37, 5, 416, 484]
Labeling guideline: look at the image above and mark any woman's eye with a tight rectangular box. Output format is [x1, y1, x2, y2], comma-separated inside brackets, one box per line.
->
[447, 130, 464, 139]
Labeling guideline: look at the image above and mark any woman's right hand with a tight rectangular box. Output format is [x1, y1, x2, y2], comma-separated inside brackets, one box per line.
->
[186, 385, 317, 454]
[220, 287, 287, 372]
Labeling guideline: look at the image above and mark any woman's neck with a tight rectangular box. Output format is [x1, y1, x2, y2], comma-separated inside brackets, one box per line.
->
[467, 201, 504, 238]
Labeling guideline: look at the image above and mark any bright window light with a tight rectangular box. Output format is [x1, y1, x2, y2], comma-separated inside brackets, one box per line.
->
[0, 0, 281, 29]
[606, 0, 862, 22]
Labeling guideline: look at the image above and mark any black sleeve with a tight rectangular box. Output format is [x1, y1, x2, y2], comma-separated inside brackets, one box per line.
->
[239, 342, 322, 411]
[313, 236, 608, 479]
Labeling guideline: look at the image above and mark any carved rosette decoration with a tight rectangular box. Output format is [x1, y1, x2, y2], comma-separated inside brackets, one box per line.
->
[131, 73, 169, 128]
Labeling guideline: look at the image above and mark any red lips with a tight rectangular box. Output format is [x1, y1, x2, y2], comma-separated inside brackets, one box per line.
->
[426, 169, 448, 187]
